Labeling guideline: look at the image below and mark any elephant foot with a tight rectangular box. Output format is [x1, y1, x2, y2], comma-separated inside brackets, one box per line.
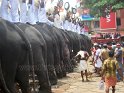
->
[56, 72, 63, 79]
[38, 89, 52, 93]
[62, 72, 66, 77]
[50, 80, 57, 85]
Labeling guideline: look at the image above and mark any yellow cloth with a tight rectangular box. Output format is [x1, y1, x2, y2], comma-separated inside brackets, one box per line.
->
[102, 58, 119, 78]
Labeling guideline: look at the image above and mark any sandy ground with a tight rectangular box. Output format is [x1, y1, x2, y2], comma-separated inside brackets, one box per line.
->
[52, 61, 124, 93]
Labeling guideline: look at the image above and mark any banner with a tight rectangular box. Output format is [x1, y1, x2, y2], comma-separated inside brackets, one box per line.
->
[100, 12, 116, 30]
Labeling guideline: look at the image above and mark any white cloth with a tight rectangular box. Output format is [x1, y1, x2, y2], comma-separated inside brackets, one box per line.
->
[34, 7, 39, 22]
[27, 4, 36, 24]
[74, 24, 77, 32]
[71, 23, 77, 32]
[46, 19, 53, 25]
[60, 21, 64, 29]
[68, 22, 72, 31]
[35, 1, 53, 25]
[38, 8, 47, 23]
[0, 0, 12, 21]
[54, 14, 61, 28]
[79, 60, 87, 71]
[9, 0, 20, 22]
[98, 80, 104, 90]
[20, 3, 27, 23]
[112, 34, 114, 39]
[71, 23, 75, 31]
[76, 50, 88, 58]
[80, 28, 85, 34]
[63, 20, 69, 30]
[94, 49, 102, 68]
[77, 24, 81, 34]
[76, 50, 88, 71]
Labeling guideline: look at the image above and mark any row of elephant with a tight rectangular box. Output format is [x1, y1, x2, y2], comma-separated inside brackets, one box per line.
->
[0, 18, 92, 93]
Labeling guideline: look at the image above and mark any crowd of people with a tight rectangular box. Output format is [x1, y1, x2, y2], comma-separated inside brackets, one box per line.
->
[91, 42, 124, 93]
[99, 32, 121, 39]
[76, 41, 124, 93]
[0, 0, 88, 35]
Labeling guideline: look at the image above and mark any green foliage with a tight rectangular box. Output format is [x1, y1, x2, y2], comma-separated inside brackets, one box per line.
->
[81, 0, 124, 17]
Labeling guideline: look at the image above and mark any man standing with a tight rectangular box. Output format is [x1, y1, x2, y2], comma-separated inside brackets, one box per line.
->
[94, 45, 102, 76]
[27, 0, 36, 24]
[20, 0, 27, 23]
[101, 50, 123, 93]
[75, 47, 89, 82]
[9, 0, 20, 23]
[0, 0, 12, 21]
[100, 44, 109, 62]
[115, 43, 123, 81]
[53, 6, 61, 28]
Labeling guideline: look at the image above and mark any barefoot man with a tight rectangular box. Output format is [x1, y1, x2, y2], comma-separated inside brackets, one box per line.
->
[75, 47, 89, 82]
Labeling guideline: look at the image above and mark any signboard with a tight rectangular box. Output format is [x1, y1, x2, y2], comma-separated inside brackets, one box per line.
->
[100, 12, 116, 30]
[81, 14, 94, 21]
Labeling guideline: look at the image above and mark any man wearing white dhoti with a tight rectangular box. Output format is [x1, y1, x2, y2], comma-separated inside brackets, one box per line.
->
[80, 26, 85, 35]
[94, 45, 102, 76]
[63, 19, 69, 30]
[27, 0, 36, 24]
[34, 0, 53, 25]
[75, 47, 89, 82]
[53, 6, 61, 28]
[9, 0, 20, 23]
[68, 20, 72, 31]
[0, 0, 12, 21]
[77, 22, 81, 34]
[20, 0, 28, 23]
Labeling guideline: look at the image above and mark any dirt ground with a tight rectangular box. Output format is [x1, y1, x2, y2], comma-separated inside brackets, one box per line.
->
[52, 61, 124, 93]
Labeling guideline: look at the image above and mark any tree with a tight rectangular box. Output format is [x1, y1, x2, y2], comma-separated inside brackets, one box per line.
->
[81, 0, 124, 17]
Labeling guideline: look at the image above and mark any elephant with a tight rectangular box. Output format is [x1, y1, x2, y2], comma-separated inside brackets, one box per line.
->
[15, 23, 52, 93]
[33, 23, 70, 78]
[0, 18, 93, 93]
[0, 18, 32, 93]
[33, 23, 60, 83]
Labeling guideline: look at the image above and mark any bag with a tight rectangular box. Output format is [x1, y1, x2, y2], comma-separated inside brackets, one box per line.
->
[98, 80, 104, 90]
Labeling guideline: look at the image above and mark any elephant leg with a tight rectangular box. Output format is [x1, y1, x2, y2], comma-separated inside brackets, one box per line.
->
[32, 47, 51, 93]
[16, 70, 31, 93]
[35, 69, 52, 93]
[60, 61, 66, 77]
[15, 52, 31, 93]
[34, 60, 52, 93]
[5, 77, 16, 93]
[2, 63, 17, 93]
[55, 65, 63, 79]
[47, 66, 57, 85]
